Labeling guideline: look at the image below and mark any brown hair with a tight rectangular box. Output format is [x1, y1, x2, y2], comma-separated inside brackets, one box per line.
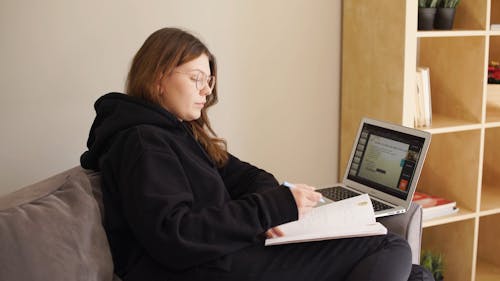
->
[126, 27, 228, 166]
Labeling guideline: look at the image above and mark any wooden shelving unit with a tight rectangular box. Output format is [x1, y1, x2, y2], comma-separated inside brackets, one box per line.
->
[341, 1, 500, 280]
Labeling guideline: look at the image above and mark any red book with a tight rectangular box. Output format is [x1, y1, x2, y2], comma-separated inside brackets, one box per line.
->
[412, 191, 458, 221]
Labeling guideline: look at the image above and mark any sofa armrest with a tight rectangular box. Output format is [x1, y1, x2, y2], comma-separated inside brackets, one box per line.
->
[377, 203, 422, 264]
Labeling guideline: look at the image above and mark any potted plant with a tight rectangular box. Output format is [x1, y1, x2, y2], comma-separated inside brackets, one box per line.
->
[418, 0, 440, 30]
[434, 0, 461, 30]
[421, 250, 444, 281]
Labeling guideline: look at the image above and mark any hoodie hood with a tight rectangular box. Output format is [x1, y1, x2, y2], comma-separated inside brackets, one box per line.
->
[80, 92, 181, 170]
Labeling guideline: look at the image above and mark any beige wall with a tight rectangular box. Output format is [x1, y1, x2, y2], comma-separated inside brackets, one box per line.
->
[0, 0, 341, 195]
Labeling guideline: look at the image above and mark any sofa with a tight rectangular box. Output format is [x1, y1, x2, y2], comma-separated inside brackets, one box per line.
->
[0, 166, 422, 281]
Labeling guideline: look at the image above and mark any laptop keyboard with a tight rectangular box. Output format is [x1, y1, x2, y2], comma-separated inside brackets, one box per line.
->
[318, 186, 393, 212]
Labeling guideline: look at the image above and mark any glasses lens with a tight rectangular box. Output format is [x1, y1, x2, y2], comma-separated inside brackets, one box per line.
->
[195, 72, 204, 90]
[195, 72, 216, 91]
[208, 76, 215, 90]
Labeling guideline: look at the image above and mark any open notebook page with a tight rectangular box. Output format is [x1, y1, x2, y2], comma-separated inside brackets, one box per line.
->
[265, 194, 387, 246]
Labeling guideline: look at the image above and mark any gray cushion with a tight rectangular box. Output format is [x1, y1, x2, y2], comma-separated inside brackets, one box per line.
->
[0, 167, 114, 281]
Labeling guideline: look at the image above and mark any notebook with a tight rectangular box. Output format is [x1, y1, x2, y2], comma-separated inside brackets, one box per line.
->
[317, 117, 431, 218]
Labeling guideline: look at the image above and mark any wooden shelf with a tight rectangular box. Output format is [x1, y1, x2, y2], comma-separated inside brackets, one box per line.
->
[342, 1, 498, 280]
[418, 113, 482, 134]
[486, 85, 500, 122]
[485, 104, 500, 123]
[477, 214, 500, 281]
[419, 36, 485, 124]
[479, 209, 500, 217]
[417, 130, 481, 213]
[476, 259, 500, 281]
[423, 219, 476, 281]
[423, 207, 476, 228]
[480, 184, 500, 212]
[485, 121, 500, 128]
[417, 30, 487, 37]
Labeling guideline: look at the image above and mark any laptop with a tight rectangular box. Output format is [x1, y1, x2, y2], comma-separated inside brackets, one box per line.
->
[317, 117, 431, 218]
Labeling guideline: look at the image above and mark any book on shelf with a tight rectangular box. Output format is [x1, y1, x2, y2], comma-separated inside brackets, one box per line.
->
[491, 24, 500, 31]
[414, 67, 432, 128]
[412, 191, 458, 221]
[265, 194, 387, 246]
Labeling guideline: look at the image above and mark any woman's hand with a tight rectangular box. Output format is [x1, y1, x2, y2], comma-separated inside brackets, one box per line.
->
[288, 183, 323, 219]
[265, 227, 284, 239]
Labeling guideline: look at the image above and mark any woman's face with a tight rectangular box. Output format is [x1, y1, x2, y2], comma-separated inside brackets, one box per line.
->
[159, 54, 213, 121]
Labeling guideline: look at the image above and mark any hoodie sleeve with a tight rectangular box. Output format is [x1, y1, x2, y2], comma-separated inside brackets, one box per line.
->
[218, 154, 282, 199]
[113, 131, 298, 271]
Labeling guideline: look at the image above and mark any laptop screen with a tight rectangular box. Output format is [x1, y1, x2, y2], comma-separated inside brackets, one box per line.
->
[347, 123, 426, 200]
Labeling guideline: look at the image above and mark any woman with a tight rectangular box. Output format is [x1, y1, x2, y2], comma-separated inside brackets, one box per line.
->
[81, 27, 422, 281]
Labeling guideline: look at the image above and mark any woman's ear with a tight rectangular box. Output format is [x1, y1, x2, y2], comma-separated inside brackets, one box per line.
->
[157, 84, 162, 96]
[156, 72, 165, 96]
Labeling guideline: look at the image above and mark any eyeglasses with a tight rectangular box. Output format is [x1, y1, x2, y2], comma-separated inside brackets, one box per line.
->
[173, 70, 216, 92]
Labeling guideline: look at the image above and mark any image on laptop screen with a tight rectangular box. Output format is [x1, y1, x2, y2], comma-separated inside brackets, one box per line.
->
[347, 123, 426, 200]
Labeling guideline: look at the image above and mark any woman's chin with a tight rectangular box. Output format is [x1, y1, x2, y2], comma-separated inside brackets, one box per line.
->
[184, 112, 201, 121]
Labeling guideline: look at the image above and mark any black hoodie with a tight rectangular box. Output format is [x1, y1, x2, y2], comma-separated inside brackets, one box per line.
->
[81, 93, 298, 279]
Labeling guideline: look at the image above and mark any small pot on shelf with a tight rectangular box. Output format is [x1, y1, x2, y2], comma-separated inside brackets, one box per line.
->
[434, 7, 456, 30]
[418, 8, 437, 30]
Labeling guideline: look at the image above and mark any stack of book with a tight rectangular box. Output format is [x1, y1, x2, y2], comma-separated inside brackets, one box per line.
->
[414, 67, 432, 127]
[491, 24, 500, 31]
[412, 191, 458, 221]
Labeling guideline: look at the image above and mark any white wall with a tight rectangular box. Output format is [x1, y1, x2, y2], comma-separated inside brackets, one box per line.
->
[0, 0, 341, 195]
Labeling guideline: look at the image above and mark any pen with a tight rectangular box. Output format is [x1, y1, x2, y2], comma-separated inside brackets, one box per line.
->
[283, 181, 325, 203]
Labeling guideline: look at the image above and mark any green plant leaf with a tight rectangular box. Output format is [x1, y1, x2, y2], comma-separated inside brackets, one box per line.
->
[429, 0, 440, 8]
[442, 0, 461, 8]
[420, 250, 445, 280]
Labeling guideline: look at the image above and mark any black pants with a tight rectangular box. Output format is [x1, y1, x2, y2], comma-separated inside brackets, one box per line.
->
[180, 232, 421, 281]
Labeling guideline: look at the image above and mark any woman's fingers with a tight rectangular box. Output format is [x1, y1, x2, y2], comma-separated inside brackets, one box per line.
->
[293, 184, 323, 203]
[266, 227, 285, 238]
[289, 185, 323, 219]
[270, 227, 284, 237]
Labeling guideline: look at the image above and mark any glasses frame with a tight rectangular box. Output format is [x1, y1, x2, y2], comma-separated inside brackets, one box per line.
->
[173, 70, 216, 92]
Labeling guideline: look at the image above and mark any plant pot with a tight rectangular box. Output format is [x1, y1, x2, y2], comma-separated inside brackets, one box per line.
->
[418, 8, 437, 30]
[434, 8, 456, 30]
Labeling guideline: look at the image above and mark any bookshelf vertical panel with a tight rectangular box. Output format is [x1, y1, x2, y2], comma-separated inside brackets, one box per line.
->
[419, 37, 485, 124]
[476, 214, 500, 280]
[422, 219, 475, 281]
[481, 127, 500, 211]
[417, 130, 480, 213]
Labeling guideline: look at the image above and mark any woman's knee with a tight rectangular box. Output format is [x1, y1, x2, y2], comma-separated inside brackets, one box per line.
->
[345, 233, 413, 281]
[384, 232, 412, 265]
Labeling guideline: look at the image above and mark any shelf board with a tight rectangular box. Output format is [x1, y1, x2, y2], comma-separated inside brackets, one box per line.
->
[422, 207, 476, 228]
[479, 209, 500, 217]
[417, 30, 487, 38]
[480, 184, 500, 212]
[485, 120, 500, 127]
[476, 259, 500, 281]
[417, 114, 482, 134]
[490, 31, 500, 36]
